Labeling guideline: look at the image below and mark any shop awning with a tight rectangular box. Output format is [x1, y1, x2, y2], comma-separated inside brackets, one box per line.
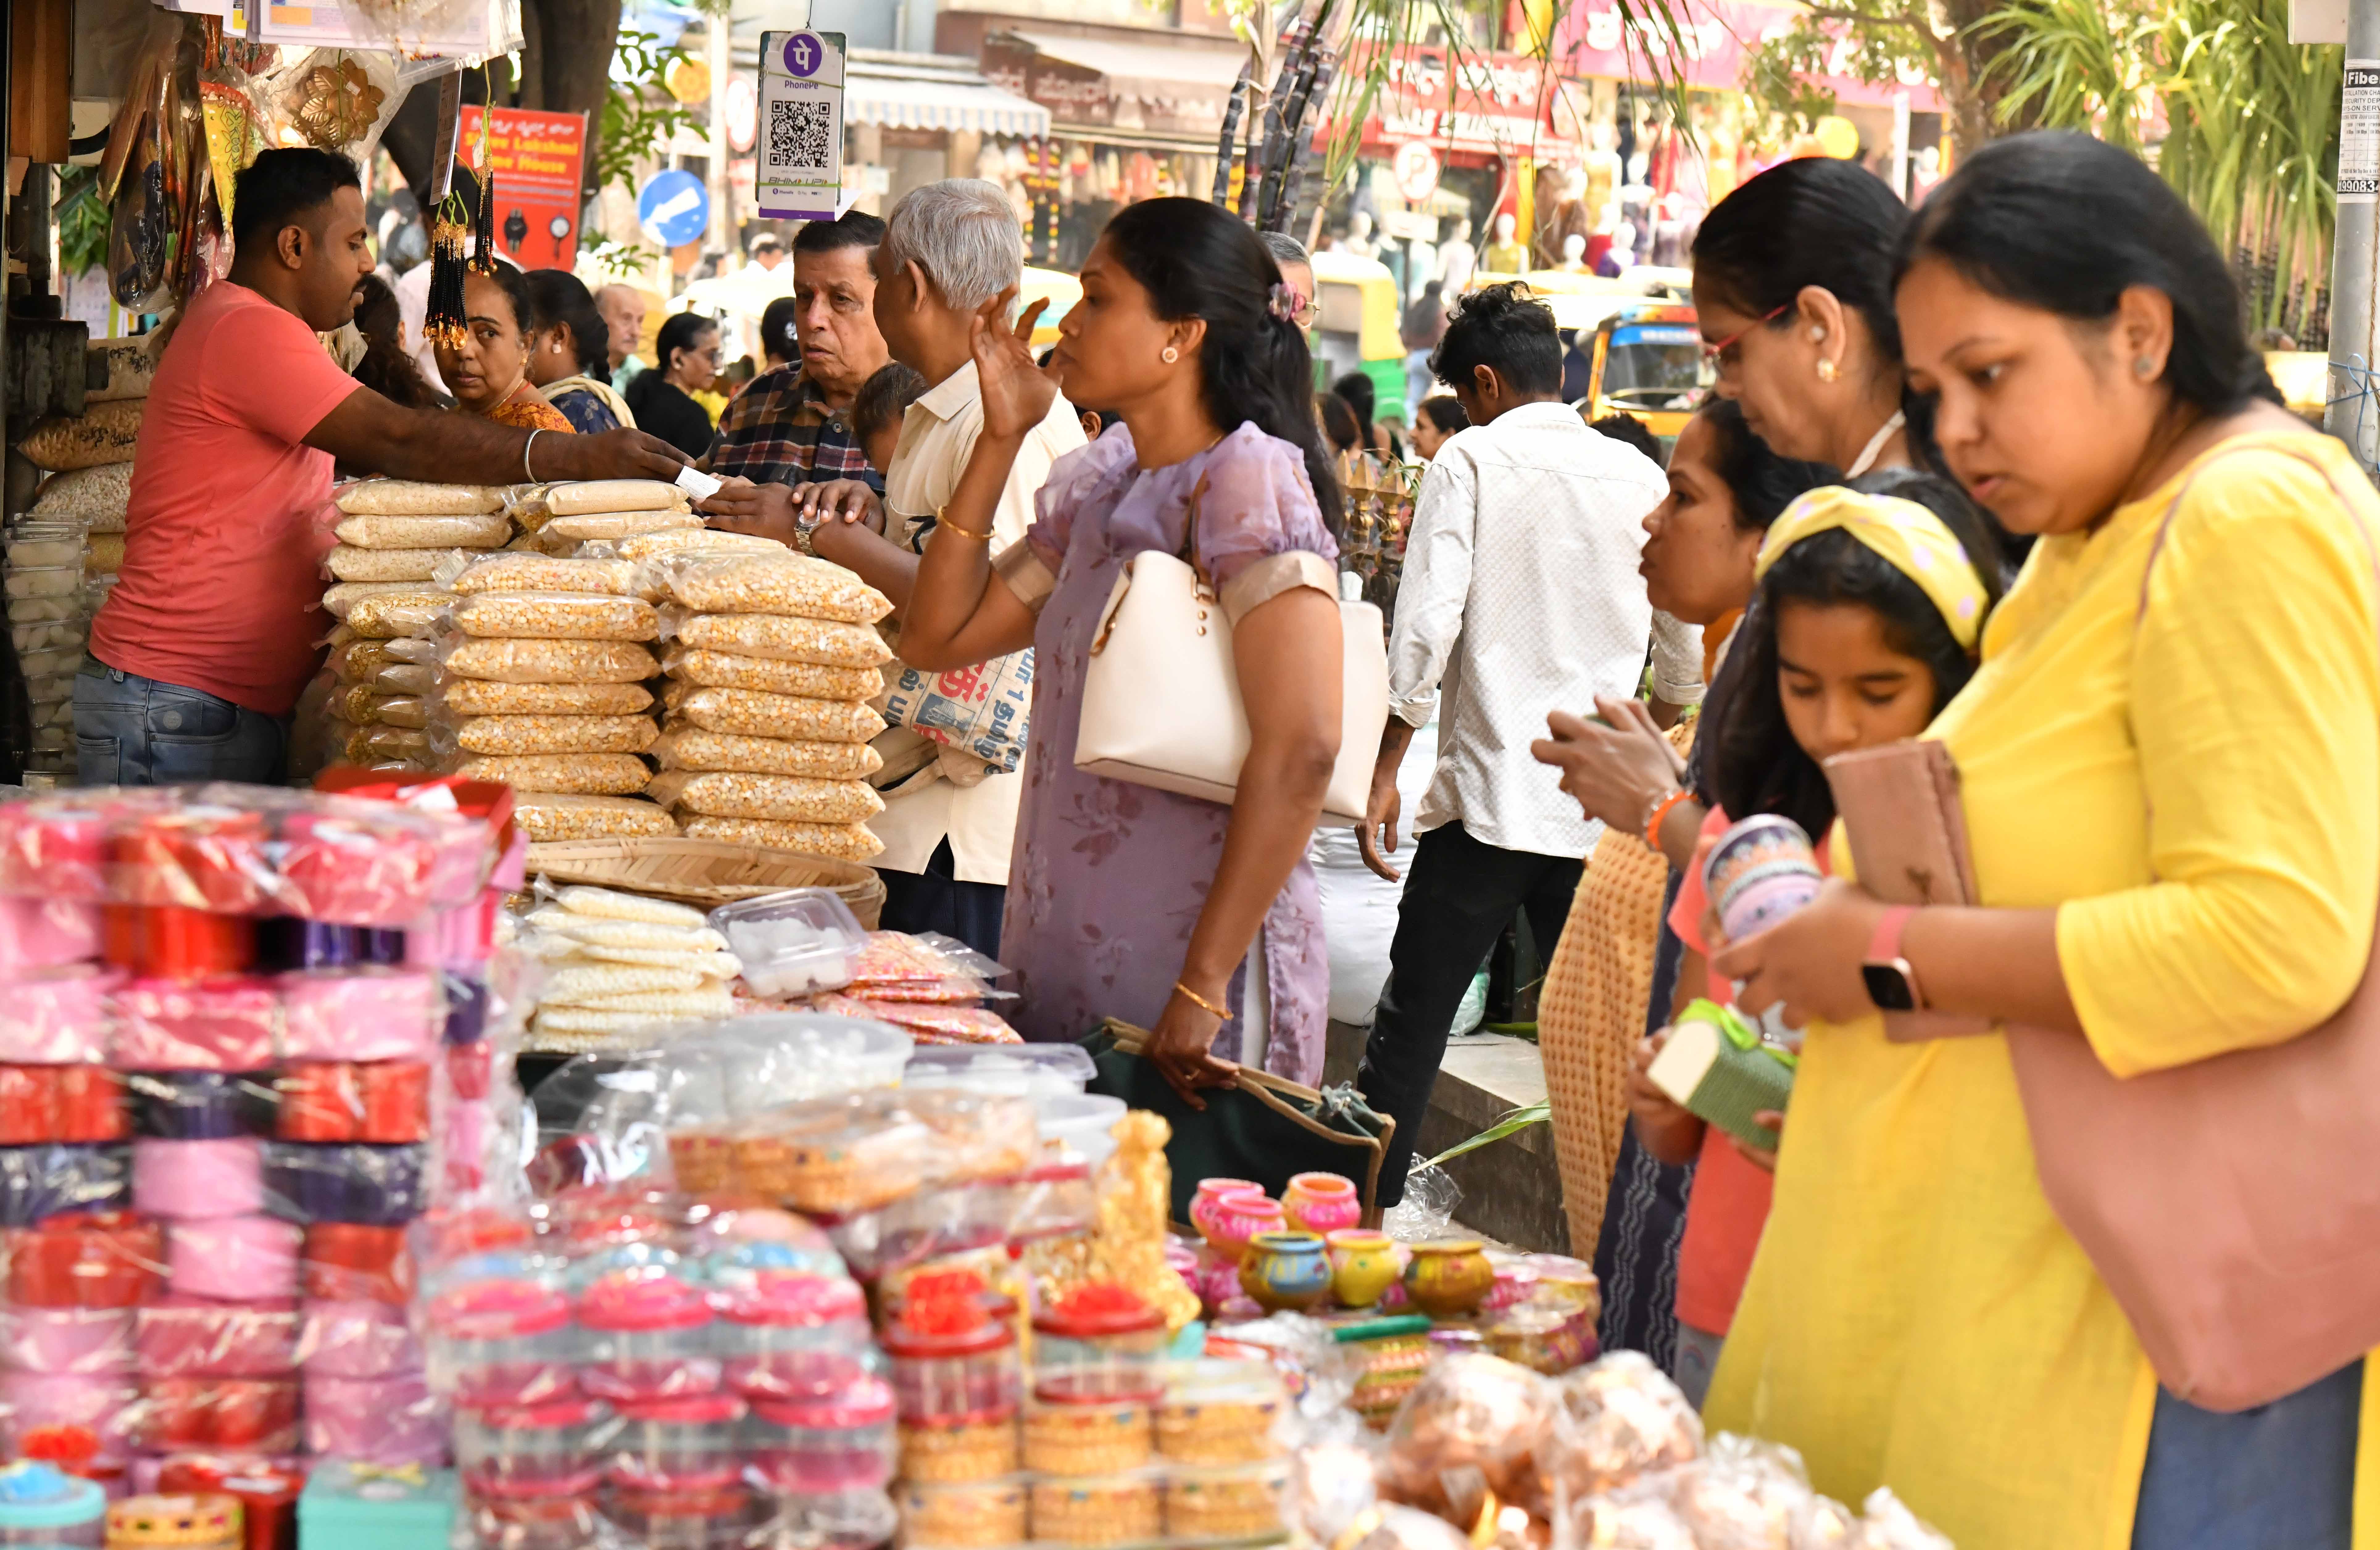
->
[844, 59, 1052, 138]
[1004, 31, 1252, 97]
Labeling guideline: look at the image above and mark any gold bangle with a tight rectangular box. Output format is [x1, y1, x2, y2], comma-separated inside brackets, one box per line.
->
[934, 509, 994, 542]
[1173, 980, 1231, 1019]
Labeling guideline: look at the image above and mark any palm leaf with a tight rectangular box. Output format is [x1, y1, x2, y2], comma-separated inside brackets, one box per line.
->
[1421, 1102, 1550, 1168]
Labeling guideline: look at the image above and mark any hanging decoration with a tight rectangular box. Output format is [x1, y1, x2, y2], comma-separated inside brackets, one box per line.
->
[289, 57, 386, 151]
[468, 70, 499, 276]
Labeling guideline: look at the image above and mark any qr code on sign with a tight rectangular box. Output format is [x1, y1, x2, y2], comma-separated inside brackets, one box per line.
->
[768, 99, 834, 171]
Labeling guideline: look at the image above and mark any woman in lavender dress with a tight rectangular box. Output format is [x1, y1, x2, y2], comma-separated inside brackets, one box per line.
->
[896, 198, 1347, 1094]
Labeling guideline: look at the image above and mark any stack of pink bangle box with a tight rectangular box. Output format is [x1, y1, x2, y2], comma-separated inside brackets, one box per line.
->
[0, 782, 514, 1492]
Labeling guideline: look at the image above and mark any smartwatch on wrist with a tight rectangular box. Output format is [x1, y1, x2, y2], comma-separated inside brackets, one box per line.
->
[1861, 906, 1926, 1012]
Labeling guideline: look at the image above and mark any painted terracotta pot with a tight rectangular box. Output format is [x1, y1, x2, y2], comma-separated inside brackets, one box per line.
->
[1237, 1231, 1331, 1312]
[1402, 1238, 1494, 1318]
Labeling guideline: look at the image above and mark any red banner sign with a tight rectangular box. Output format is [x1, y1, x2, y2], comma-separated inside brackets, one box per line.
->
[456, 106, 590, 270]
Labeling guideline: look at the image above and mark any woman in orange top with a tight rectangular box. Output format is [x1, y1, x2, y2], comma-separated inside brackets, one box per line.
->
[433, 267, 576, 435]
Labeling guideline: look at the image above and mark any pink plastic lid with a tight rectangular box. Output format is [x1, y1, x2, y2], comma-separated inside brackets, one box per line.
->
[719, 1273, 863, 1329]
[615, 1393, 746, 1425]
[473, 1397, 605, 1429]
[432, 1279, 572, 1341]
[751, 1375, 895, 1430]
[577, 1273, 712, 1334]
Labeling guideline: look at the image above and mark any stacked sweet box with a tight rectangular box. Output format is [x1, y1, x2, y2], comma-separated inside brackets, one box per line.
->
[0, 782, 510, 1493]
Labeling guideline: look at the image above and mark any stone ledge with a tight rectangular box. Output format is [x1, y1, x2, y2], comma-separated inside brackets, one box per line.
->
[1326, 1021, 1567, 1254]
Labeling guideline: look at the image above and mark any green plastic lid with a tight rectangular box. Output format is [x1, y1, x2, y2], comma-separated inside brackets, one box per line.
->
[0, 1462, 104, 1530]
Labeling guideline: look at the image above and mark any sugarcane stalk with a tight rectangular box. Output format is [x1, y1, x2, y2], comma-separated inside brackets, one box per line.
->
[1212, 61, 1252, 208]
[1273, 50, 1336, 234]
[1252, 19, 1309, 230]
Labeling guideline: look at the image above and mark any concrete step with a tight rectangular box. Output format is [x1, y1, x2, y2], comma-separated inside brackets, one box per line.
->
[1325, 1020, 1568, 1254]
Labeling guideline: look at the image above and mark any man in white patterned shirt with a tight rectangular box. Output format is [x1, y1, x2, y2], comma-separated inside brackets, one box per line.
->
[1356, 282, 1696, 1204]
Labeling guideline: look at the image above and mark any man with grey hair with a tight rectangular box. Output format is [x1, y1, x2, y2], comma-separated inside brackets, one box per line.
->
[594, 283, 649, 388]
[801, 179, 1088, 955]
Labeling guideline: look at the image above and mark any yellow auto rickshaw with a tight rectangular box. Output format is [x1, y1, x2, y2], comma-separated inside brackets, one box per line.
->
[1310, 250, 1408, 422]
[1020, 266, 1082, 350]
[1580, 302, 1708, 441]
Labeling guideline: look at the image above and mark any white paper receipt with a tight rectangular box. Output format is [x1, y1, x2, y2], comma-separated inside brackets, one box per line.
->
[676, 465, 724, 503]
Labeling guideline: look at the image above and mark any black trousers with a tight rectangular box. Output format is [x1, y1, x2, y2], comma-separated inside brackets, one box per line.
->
[877, 838, 1006, 960]
[1357, 820, 1583, 1206]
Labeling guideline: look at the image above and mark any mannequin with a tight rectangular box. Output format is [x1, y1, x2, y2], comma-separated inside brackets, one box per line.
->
[1344, 211, 1378, 260]
[1583, 123, 1623, 231]
[1534, 168, 1593, 269]
[1557, 232, 1589, 272]
[1481, 211, 1529, 275]
[1436, 217, 1476, 293]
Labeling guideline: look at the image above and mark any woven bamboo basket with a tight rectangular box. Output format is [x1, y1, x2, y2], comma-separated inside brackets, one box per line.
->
[522, 838, 886, 926]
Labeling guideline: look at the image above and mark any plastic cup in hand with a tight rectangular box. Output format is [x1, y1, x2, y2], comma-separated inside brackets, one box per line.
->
[1702, 814, 1822, 942]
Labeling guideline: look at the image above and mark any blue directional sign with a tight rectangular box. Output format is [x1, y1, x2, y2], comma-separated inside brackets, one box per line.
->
[638, 168, 710, 248]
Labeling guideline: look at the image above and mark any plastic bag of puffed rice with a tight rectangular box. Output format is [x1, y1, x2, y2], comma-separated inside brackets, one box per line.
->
[646, 769, 884, 824]
[368, 664, 440, 696]
[449, 553, 637, 596]
[30, 464, 132, 526]
[322, 581, 431, 621]
[545, 510, 705, 544]
[532, 480, 689, 518]
[648, 727, 884, 780]
[679, 814, 884, 862]
[333, 512, 512, 550]
[663, 647, 883, 702]
[545, 885, 709, 927]
[346, 592, 452, 640]
[442, 637, 657, 684]
[452, 591, 659, 642]
[512, 794, 678, 842]
[443, 678, 655, 716]
[676, 686, 885, 744]
[542, 963, 711, 1001]
[327, 545, 451, 583]
[556, 987, 737, 1018]
[524, 913, 730, 953]
[664, 608, 893, 668]
[614, 528, 788, 561]
[336, 479, 506, 516]
[454, 752, 654, 794]
[453, 713, 659, 757]
[343, 725, 432, 765]
[662, 553, 892, 624]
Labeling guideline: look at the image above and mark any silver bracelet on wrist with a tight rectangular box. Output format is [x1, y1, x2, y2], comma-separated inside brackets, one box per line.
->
[523, 428, 543, 482]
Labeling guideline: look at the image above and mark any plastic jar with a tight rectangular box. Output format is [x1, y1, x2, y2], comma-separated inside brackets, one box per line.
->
[454, 1399, 609, 1500]
[428, 1279, 580, 1406]
[745, 1376, 897, 1493]
[717, 1273, 872, 1400]
[604, 1392, 747, 1493]
[882, 1305, 1019, 1425]
[1030, 1286, 1165, 1403]
[578, 1272, 718, 1402]
[0, 1460, 103, 1546]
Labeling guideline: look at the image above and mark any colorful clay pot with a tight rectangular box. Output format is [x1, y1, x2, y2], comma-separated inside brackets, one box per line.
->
[1281, 1173, 1359, 1237]
[1202, 1190, 1284, 1266]
[1324, 1229, 1402, 1309]
[1236, 1232, 1331, 1312]
[1188, 1179, 1265, 1247]
[1402, 1239, 1495, 1318]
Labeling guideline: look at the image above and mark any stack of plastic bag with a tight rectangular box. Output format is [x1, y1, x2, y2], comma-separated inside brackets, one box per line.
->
[643, 551, 895, 864]
[10, 340, 152, 777]
[319, 636, 442, 773]
[322, 480, 512, 632]
[428, 553, 672, 842]
[507, 478, 700, 555]
[513, 883, 742, 1052]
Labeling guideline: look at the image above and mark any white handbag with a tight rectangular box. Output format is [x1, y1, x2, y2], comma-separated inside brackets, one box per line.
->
[1074, 485, 1390, 826]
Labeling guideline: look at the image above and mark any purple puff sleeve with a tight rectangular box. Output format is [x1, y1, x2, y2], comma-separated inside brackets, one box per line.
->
[1026, 422, 1139, 574]
[1194, 423, 1342, 625]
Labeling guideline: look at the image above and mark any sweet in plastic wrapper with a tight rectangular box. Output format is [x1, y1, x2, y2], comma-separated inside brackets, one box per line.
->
[1852, 1489, 1953, 1550]
[544, 885, 708, 928]
[1380, 1353, 1557, 1526]
[1542, 1352, 1705, 1504]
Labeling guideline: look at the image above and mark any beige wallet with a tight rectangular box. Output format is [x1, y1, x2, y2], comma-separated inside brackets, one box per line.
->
[1823, 740, 1993, 1041]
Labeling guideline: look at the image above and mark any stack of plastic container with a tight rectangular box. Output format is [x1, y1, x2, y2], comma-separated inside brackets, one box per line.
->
[0, 781, 510, 1487]
[424, 1192, 898, 1550]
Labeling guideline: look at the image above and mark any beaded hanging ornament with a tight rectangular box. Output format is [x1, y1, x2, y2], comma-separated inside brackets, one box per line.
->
[422, 75, 497, 350]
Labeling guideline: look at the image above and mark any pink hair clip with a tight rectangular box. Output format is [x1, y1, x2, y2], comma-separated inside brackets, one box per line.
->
[1267, 282, 1304, 323]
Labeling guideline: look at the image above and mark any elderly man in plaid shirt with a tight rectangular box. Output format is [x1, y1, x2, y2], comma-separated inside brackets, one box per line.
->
[702, 209, 893, 519]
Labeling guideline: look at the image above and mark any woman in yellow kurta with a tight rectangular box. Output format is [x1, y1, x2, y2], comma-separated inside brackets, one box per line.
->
[1705, 132, 2380, 1548]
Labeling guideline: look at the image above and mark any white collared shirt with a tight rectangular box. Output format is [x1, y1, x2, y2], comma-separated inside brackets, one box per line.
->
[1388, 400, 1686, 859]
[870, 359, 1087, 884]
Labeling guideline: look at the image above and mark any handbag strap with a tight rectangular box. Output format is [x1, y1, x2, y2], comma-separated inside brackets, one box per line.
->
[2134, 438, 2380, 629]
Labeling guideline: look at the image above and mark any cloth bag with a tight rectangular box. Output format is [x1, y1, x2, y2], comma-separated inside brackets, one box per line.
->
[1074, 478, 1389, 826]
[1824, 444, 2380, 1411]
[1081, 1019, 1392, 1227]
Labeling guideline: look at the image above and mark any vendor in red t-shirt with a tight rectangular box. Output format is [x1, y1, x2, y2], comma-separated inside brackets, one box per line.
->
[80, 147, 685, 787]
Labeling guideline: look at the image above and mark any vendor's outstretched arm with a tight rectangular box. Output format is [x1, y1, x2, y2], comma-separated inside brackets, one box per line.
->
[305, 387, 688, 484]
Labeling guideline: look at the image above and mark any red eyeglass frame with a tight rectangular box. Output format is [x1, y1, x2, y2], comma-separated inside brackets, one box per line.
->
[1703, 304, 1790, 361]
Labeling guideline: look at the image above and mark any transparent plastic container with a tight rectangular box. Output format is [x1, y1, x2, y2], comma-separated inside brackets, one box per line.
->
[1155, 1359, 1287, 1466]
[579, 1271, 719, 1401]
[903, 1043, 1096, 1099]
[707, 890, 865, 997]
[1021, 1395, 1153, 1476]
[1163, 1460, 1290, 1543]
[428, 1278, 582, 1406]
[455, 1398, 609, 1499]
[605, 1392, 747, 1492]
[1031, 1094, 1128, 1171]
[1031, 1287, 1165, 1403]
[718, 1272, 875, 1400]
[895, 1476, 1028, 1550]
[744, 1376, 897, 1493]
[1029, 1470, 1162, 1547]
[882, 1308, 1019, 1426]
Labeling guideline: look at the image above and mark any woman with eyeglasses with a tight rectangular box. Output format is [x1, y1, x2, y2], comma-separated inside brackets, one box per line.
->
[624, 311, 722, 460]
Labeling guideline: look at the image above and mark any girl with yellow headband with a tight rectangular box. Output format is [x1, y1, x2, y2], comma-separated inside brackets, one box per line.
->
[1624, 469, 2002, 1411]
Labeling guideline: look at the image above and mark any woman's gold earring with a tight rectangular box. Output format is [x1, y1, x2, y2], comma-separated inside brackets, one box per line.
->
[1161, 346, 1180, 364]
[1816, 359, 1838, 383]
